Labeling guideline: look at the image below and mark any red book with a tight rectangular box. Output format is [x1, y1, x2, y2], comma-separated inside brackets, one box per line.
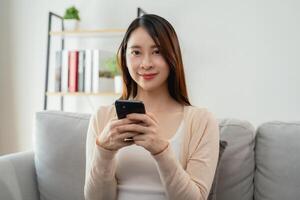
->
[68, 51, 79, 92]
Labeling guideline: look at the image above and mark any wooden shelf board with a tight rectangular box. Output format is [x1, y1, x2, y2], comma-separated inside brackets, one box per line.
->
[49, 29, 126, 36]
[46, 92, 121, 96]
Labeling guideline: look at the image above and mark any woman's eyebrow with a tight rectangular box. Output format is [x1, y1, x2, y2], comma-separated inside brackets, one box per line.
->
[128, 44, 159, 49]
[151, 45, 159, 49]
[129, 45, 141, 49]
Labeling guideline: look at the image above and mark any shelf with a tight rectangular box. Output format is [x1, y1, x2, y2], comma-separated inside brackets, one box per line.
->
[46, 92, 121, 96]
[49, 29, 126, 36]
[44, 12, 127, 110]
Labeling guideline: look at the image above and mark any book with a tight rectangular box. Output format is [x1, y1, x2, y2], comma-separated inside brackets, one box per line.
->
[68, 51, 79, 92]
[84, 49, 93, 93]
[78, 50, 85, 92]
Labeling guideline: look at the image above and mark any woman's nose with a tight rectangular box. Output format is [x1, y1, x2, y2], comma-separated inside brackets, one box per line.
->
[141, 55, 153, 70]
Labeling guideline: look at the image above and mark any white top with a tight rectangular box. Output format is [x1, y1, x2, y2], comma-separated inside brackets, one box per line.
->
[115, 121, 185, 200]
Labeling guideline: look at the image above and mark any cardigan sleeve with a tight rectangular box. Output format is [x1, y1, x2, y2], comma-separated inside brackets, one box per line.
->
[152, 109, 220, 200]
[84, 106, 118, 200]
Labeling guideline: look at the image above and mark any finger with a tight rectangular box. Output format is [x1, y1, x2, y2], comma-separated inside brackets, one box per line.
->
[119, 132, 139, 147]
[119, 140, 135, 147]
[126, 113, 154, 126]
[110, 118, 136, 129]
[132, 134, 146, 141]
[117, 123, 148, 134]
[133, 139, 146, 148]
[116, 132, 140, 140]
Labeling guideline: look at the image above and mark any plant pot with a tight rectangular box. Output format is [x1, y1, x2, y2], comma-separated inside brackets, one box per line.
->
[64, 19, 79, 30]
[98, 77, 114, 92]
[114, 75, 123, 94]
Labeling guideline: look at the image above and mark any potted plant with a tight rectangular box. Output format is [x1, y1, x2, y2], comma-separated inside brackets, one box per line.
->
[63, 6, 80, 30]
[101, 55, 122, 93]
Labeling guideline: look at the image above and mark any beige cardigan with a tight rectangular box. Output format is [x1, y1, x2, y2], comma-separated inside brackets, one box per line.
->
[84, 105, 219, 200]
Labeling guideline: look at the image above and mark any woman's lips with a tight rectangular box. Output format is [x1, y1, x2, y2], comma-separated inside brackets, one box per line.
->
[141, 73, 158, 80]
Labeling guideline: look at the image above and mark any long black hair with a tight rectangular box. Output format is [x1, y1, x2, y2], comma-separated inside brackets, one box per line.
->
[117, 14, 191, 106]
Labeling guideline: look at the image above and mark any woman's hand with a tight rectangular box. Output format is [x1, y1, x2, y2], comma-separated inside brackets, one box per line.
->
[96, 118, 139, 151]
[121, 113, 169, 155]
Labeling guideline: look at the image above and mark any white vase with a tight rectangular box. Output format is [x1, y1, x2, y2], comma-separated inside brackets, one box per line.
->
[114, 75, 123, 94]
[98, 77, 114, 92]
[64, 19, 79, 30]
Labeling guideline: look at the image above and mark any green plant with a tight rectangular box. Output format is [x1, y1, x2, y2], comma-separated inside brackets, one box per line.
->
[63, 6, 80, 20]
[102, 55, 121, 77]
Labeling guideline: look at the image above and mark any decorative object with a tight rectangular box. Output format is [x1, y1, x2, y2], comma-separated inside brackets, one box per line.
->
[114, 75, 122, 94]
[98, 77, 114, 92]
[103, 55, 122, 93]
[63, 6, 80, 30]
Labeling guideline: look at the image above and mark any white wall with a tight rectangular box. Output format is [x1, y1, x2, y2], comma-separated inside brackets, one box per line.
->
[0, 0, 19, 155]
[1, 0, 300, 154]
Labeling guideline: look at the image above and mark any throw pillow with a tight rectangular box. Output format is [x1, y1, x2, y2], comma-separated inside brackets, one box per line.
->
[208, 140, 228, 200]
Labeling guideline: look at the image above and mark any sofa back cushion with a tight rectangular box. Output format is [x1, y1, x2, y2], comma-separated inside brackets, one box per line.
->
[34, 111, 90, 200]
[255, 121, 300, 200]
[217, 119, 255, 200]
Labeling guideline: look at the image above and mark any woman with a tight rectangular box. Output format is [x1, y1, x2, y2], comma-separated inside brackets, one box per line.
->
[84, 14, 219, 200]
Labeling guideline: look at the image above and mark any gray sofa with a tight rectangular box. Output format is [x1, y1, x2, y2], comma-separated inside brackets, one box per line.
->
[0, 110, 300, 200]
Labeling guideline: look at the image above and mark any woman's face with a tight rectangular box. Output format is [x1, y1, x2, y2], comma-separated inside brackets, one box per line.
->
[125, 27, 170, 92]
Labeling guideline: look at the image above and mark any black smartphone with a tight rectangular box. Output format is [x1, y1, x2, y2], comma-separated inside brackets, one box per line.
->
[115, 100, 146, 119]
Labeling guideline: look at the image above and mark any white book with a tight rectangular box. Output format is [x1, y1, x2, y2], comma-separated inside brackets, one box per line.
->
[84, 49, 92, 93]
[78, 51, 85, 92]
[61, 50, 69, 92]
[92, 49, 114, 93]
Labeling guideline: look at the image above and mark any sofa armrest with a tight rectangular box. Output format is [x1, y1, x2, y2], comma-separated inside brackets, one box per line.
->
[0, 151, 39, 200]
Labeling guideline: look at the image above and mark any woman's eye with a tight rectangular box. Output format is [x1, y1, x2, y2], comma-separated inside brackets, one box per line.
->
[131, 50, 140, 56]
[153, 49, 160, 55]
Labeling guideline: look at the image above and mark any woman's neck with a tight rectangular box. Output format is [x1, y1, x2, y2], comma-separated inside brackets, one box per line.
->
[134, 87, 182, 113]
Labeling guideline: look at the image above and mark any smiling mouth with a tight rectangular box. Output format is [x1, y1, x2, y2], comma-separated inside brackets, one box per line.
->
[140, 73, 158, 80]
